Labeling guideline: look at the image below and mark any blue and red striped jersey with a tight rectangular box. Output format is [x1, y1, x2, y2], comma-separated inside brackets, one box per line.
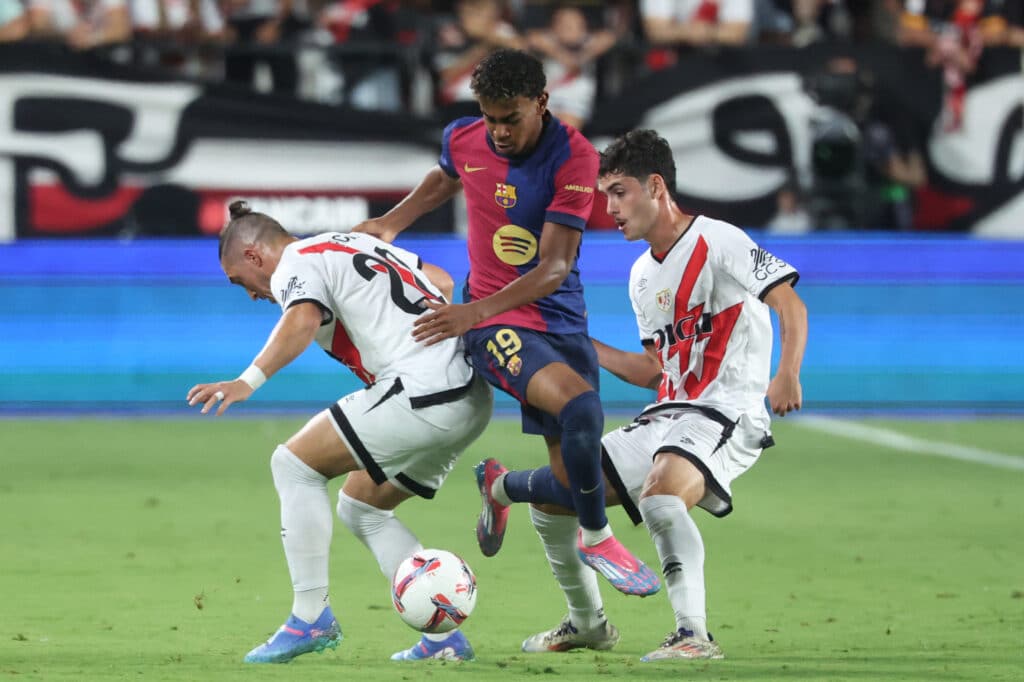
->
[439, 115, 598, 334]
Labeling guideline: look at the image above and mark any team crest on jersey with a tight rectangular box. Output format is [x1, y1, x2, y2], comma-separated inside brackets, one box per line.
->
[506, 355, 523, 376]
[494, 183, 518, 208]
[493, 224, 538, 266]
[656, 288, 673, 312]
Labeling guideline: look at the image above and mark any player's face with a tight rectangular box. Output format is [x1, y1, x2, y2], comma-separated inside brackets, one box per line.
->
[478, 94, 547, 157]
[599, 173, 659, 242]
[222, 258, 275, 304]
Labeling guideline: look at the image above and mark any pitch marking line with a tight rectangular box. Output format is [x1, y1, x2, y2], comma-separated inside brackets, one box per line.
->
[795, 416, 1024, 471]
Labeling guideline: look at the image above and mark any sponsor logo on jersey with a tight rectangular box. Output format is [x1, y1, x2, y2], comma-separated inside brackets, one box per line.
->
[492, 224, 537, 266]
[652, 311, 714, 351]
[750, 247, 790, 281]
[656, 288, 673, 311]
[562, 183, 593, 193]
[280, 275, 306, 304]
[494, 183, 518, 208]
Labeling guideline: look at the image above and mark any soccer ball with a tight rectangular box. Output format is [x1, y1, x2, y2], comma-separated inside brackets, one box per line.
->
[391, 549, 477, 633]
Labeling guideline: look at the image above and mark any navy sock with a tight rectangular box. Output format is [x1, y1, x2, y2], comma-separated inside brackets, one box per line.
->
[557, 391, 607, 530]
[502, 467, 576, 508]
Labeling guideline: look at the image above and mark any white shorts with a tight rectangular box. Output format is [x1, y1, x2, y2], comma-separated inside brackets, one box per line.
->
[601, 404, 774, 522]
[328, 373, 493, 499]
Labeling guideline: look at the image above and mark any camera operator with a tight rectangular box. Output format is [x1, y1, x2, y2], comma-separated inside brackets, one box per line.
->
[805, 56, 926, 231]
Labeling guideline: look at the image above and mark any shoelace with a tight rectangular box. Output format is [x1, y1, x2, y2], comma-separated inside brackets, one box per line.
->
[550, 619, 579, 639]
[661, 627, 696, 647]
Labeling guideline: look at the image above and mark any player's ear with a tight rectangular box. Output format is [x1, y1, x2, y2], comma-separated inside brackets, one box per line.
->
[537, 92, 549, 114]
[645, 174, 661, 199]
[243, 246, 262, 268]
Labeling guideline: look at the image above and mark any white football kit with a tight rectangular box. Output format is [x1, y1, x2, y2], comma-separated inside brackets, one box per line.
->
[603, 216, 799, 519]
[270, 232, 492, 498]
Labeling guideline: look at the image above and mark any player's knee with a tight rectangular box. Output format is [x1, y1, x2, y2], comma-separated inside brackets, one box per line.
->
[270, 444, 318, 486]
[336, 490, 390, 536]
[557, 390, 603, 435]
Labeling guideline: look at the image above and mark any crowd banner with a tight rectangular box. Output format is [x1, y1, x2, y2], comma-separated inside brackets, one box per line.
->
[0, 43, 1021, 240]
[586, 44, 1024, 236]
[0, 44, 452, 241]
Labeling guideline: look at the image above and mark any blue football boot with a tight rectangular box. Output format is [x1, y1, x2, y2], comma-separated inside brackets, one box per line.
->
[243, 608, 342, 663]
[390, 630, 475, 661]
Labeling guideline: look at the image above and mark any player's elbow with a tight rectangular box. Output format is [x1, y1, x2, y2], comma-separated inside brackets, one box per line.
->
[537, 261, 570, 296]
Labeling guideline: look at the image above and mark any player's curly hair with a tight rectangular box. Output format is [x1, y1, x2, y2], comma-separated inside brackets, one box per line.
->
[218, 200, 290, 261]
[470, 49, 546, 102]
[598, 129, 677, 194]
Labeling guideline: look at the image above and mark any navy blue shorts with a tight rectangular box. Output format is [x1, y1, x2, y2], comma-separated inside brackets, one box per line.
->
[464, 325, 600, 437]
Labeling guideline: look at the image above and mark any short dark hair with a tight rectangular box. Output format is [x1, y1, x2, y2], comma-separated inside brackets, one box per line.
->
[218, 200, 289, 261]
[598, 129, 677, 194]
[470, 49, 546, 102]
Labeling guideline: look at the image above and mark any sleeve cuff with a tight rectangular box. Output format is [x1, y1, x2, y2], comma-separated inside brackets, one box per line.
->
[758, 272, 800, 301]
[545, 210, 587, 231]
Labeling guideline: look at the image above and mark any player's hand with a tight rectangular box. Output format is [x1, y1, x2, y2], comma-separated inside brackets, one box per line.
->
[412, 300, 480, 346]
[766, 372, 802, 417]
[186, 379, 253, 416]
[351, 217, 399, 243]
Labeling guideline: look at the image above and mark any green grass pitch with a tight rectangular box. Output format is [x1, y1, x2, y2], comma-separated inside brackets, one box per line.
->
[1, 416, 1021, 681]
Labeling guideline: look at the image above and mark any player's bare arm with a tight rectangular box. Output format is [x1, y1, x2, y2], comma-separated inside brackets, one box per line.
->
[592, 338, 661, 389]
[764, 282, 807, 416]
[413, 221, 580, 346]
[187, 301, 323, 416]
[421, 261, 455, 302]
[353, 166, 462, 243]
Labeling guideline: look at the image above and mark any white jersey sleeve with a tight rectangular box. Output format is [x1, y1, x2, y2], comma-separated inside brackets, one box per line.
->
[708, 221, 799, 301]
[270, 250, 332, 315]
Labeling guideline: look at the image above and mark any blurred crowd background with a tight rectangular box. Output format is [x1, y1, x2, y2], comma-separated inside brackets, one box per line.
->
[5, 1, 1021, 117]
[1, 0, 1022, 236]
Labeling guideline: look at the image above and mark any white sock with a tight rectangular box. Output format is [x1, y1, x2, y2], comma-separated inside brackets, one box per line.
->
[530, 506, 605, 631]
[270, 444, 332, 623]
[580, 524, 613, 546]
[490, 473, 512, 506]
[336, 491, 421, 581]
[639, 494, 708, 639]
[336, 493, 459, 640]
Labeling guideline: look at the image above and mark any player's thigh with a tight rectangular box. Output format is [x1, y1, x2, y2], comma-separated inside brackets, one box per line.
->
[465, 326, 597, 418]
[286, 409, 360, 478]
[643, 454, 707, 509]
[525, 362, 594, 416]
[524, 330, 601, 415]
[341, 470, 413, 511]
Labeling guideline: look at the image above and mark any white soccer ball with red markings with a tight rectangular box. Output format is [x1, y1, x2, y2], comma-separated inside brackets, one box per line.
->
[391, 549, 478, 633]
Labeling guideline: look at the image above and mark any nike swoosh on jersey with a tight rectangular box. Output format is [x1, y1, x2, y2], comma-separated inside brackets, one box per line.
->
[463, 163, 487, 173]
